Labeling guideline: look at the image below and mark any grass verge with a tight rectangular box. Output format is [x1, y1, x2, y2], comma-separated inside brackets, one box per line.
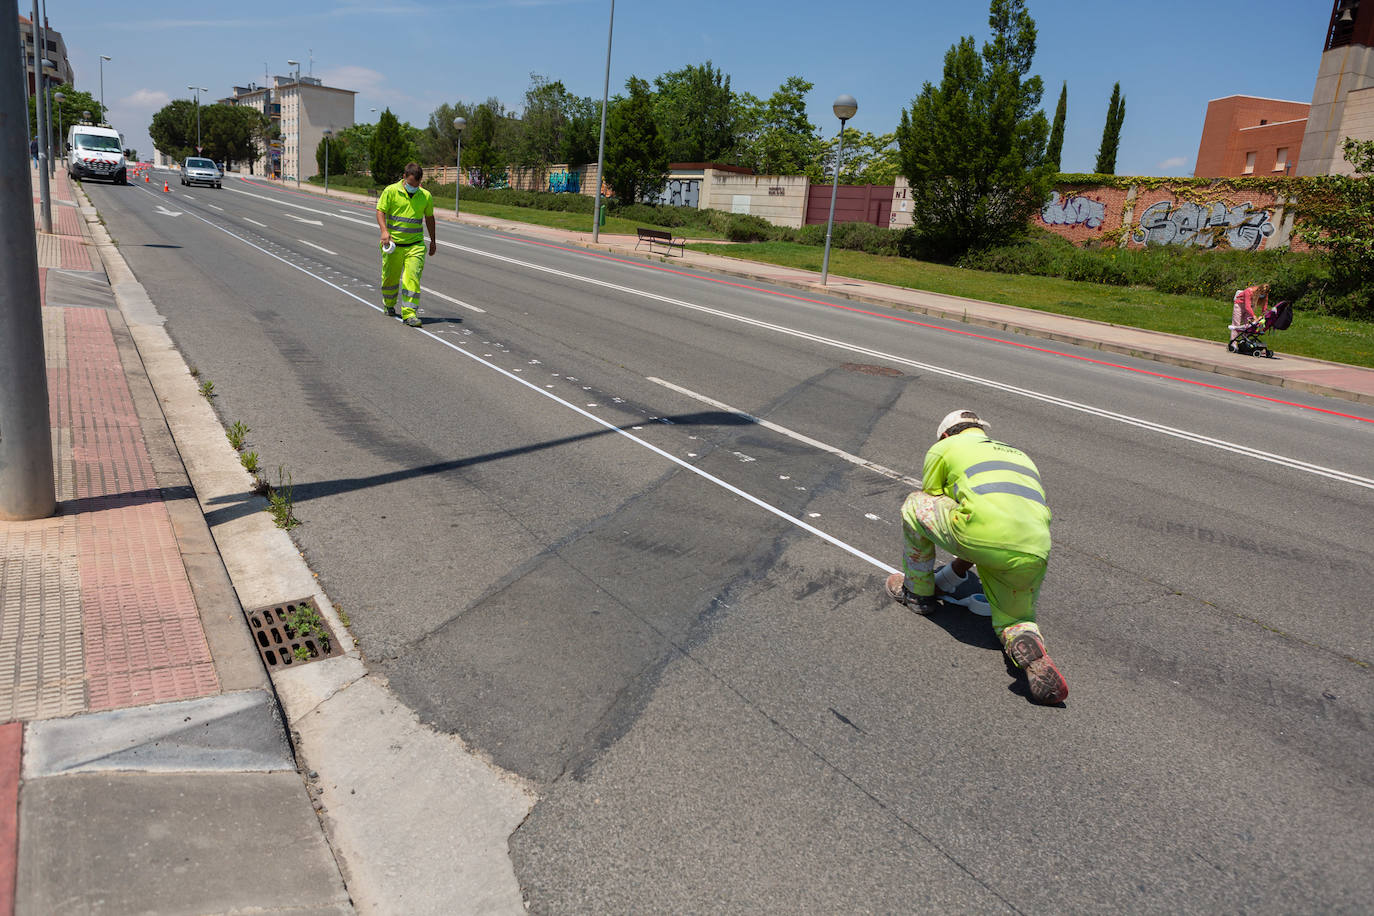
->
[424, 193, 727, 239]
[688, 242, 1374, 369]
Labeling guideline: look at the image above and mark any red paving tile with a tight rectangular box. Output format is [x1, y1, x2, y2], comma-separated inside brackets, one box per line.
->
[0, 721, 19, 916]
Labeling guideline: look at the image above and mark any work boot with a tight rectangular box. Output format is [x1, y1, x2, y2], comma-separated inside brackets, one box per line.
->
[1004, 629, 1069, 705]
[885, 572, 940, 615]
[404, 316, 422, 327]
[935, 565, 991, 616]
[383, 306, 396, 318]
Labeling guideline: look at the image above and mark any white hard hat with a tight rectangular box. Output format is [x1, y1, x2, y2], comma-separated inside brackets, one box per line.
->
[936, 409, 990, 439]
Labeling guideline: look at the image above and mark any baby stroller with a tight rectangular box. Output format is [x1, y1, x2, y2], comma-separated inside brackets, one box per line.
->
[1227, 290, 1293, 359]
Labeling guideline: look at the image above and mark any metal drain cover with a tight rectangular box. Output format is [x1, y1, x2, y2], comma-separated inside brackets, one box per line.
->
[244, 597, 341, 669]
[840, 362, 904, 377]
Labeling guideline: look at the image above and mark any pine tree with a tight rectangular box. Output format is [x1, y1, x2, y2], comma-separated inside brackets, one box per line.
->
[369, 109, 408, 186]
[1094, 83, 1125, 174]
[1047, 82, 1067, 171]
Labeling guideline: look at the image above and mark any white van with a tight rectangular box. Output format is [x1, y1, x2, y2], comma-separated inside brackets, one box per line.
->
[66, 124, 127, 184]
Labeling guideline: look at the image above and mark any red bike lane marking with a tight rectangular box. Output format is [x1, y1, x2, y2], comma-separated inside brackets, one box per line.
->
[237, 177, 1373, 425]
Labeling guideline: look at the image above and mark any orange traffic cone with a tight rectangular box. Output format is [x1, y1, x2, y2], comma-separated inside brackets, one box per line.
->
[163, 180, 170, 192]
[144, 172, 149, 182]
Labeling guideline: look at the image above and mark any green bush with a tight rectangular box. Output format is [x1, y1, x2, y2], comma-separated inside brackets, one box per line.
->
[422, 184, 596, 213]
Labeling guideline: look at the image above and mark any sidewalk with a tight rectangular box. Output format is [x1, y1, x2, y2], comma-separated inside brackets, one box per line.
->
[284, 177, 1374, 408]
[1, 168, 352, 914]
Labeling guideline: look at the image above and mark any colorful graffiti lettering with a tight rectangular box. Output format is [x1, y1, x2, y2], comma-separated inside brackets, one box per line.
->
[467, 168, 509, 190]
[1131, 200, 1275, 250]
[549, 170, 581, 194]
[1041, 191, 1106, 229]
[651, 178, 700, 209]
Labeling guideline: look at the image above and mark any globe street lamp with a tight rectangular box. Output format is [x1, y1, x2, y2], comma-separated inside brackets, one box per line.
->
[322, 128, 332, 192]
[188, 86, 208, 154]
[287, 60, 301, 186]
[452, 116, 466, 216]
[821, 93, 858, 286]
[53, 91, 65, 167]
[99, 55, 111, 118]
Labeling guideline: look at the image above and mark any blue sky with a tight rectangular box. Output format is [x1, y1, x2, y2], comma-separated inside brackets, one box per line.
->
[43, 0, 1333, 175]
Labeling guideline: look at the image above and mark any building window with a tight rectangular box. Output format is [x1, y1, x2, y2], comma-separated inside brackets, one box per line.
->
[1243, 151, 1256, 175]
[1274, 147, 1289, 172]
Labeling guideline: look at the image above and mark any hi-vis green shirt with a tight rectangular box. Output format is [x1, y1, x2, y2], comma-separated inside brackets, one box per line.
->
[376, 182, 434, 244]
[922, 429, 1051, 558]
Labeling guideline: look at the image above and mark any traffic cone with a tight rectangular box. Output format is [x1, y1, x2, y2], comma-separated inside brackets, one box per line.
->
[162, 180, 170, 192]
[144, 172, 149, 182]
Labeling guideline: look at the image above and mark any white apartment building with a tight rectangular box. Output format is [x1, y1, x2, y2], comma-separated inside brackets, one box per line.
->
[223, 74, 355, 180]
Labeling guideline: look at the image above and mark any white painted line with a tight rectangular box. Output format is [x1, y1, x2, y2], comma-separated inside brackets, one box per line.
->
[298, 239, 338, 256]
[243, 217, 267, 227]
[207, 204, 224, 211]
[421, 286, 486, 313]
[183, 194, 196, 200]
[157, 192, 899, 577]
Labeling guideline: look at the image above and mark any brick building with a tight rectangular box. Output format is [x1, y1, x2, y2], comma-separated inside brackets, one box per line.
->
[1194, 96, 1310, 177]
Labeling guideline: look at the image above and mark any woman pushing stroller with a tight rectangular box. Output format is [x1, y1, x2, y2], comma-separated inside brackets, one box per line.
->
[1228, 283, 1293, 358]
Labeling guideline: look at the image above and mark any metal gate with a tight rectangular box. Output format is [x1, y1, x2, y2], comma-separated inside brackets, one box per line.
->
[804, 184, 894, 227]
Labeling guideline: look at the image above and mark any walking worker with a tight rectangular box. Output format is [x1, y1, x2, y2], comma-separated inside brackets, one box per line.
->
[375, 162, 437, 327]
[885, 409, 1069, 705]
[30, 136, 39, 166]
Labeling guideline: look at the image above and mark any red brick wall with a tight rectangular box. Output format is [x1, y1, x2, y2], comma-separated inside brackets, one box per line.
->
[1194, 96, 1309, 177]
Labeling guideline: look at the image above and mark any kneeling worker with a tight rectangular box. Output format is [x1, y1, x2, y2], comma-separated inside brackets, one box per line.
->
[886, 409, 1068, 704]
[375, 162, 437, 327]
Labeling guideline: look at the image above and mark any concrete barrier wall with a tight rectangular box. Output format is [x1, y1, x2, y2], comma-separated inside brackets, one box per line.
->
[699, 172, 809, 228]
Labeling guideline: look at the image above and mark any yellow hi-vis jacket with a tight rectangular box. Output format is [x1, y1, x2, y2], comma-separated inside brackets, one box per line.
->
[922, 428, 1052, 559]
[376, 181, 434, 245]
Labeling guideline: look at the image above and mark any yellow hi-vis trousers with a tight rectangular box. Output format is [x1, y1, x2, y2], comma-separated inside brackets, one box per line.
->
[381, 241, 425, 320]
[900, 490, 1047, 644]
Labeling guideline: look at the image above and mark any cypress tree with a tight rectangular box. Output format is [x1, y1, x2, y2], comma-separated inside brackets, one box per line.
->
[1094, 82, 1125, 175]
[369, 108, 408, 186]
[1047, 82, 1067, 171]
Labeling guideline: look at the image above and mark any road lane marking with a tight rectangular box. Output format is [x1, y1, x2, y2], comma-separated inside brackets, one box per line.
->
[421, 286, 485, 313]
[298, 239, 338, 256]
[183, 194, 195, 200]
[243, 217, 266, 227]
[208, 204, 224, 211]
[647, 377, 919, 488]
[160, 195, 900, 575]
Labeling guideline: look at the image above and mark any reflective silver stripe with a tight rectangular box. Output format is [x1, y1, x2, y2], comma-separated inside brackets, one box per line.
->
[964, 460, 1041, 484]
[380, 285, 399, 291]
[401, 288, 420, 298]
[388, 215, 423, 224]
[969, 482, 1048, 506]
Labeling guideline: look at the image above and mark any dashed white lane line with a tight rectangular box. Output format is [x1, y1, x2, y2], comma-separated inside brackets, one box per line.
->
[208, 204, 224, 211]
[243, 217, 267, 227]
[648, 376, 920, 488]
[183, 194, 196, 200]
[298, 239, 338, 256]
[422, 286, 486, 313]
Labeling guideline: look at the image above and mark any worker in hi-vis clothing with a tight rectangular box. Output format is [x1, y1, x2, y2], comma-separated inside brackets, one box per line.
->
[886, 409, 1069, 705]
[375, 162, 437, 327]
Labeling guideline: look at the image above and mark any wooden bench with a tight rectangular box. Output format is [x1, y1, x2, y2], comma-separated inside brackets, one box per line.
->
[635, 227, 686, 256]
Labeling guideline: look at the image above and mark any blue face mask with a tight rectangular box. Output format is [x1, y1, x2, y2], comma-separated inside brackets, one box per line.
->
[404, 182, 419, 194]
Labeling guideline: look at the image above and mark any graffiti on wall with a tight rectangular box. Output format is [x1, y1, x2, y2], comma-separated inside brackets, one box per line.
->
[1131, 200, 1275, 250]
[651, 178, 701, 208]
[468, 168, 509, 190]
[549, 170, 581, 194]
[1041, 191, 1106, 229]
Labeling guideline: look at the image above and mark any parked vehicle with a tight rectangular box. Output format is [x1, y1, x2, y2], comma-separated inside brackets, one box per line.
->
[181, 157, 222, 188]
[66, 125, 127, 184]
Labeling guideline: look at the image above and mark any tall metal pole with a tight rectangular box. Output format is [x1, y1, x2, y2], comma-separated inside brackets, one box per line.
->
[53, 91, 64, 168]
[287, 61, 301, 188]
[1, 8, 57, 519]
[30, 0, 51, 233]
[100, 55, 111, 119]
[452, 116, 465, 217]
[41, 0, 53, 178]
[591, 0, 614, 243]
[820, 118, 848, 285]
[45, 72, 56, 177]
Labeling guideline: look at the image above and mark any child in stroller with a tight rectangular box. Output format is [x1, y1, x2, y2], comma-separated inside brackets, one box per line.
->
[1228, 284, 1293, 358]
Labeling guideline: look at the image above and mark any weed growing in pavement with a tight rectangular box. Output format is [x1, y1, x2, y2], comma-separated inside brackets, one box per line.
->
[335, 605, 351, 628]
[188, 366, 200, 378]
[250, 474, 271, 497]
[198, 379, 215, 399]
[293, 646, 312, 661]
[266, 466, 299, 529]
[285, 601, 331, 653]
[240, 450, 260, 474]
[226, 420, 249, 450]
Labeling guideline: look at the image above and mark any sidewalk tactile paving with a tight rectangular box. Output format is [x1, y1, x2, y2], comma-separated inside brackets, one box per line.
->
[0, 521, 84, 721]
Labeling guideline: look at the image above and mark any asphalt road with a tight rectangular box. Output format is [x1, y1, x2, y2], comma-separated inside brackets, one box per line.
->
[86, 173, 1374, 914]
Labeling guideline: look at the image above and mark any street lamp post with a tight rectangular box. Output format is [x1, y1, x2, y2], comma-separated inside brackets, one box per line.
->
[29, 0, 50, 233]
[53, 90, 64, 167]
[99, 55, 111, 119]
[188, 86, 208, 153]
[591, 0, 615, 242]
[821, 93, 858, 286]
[42, 61, 58, 177]
[322, 128, 331, 192]
[452, 116, 465, 216]
[287, 60, 301, 187]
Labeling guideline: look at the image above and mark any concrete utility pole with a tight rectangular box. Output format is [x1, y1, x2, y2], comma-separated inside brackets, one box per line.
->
[1, 8, 57, 520]
[29, 0, 51, 233]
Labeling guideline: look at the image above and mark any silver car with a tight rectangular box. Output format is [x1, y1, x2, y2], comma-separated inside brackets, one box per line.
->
[181, 157, 222, 188]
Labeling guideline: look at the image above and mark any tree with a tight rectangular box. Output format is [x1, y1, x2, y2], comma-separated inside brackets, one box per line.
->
[895, 0, 1053, 260]
[604, 76, 667, 202]
[1296, 138, 1374, 318]
[149, 99, 199, 162]
[734, 76, 822, 176]
[518, 74, 570, 169]
[199, 105, 267, 164]
[818, 129, 901, 184]
[559, 95, 601, 166]
[333, 122, 374, 174]
[316, 133, 346, 178]
[1094, 82, 1125, 174]
[370, 108, 409, 185]
[30, 87, 102, 153]
[464, 103, 506, 187]
[1047, 81, 1067, 171]
[654, 61, 737, 163]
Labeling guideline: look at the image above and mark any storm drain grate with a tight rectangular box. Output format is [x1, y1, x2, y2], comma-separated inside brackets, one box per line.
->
[244, 597, 341, 669]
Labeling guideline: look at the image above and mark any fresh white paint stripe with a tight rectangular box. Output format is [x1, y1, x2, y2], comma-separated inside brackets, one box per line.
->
[298, 239, 338, 256]
[243, 217, 266, 227]
[208, 204, 224, 211]
[421, 286, 485, 313]
[155, 188, 898, 576]
[648, 377, 920, 489]
[183, 195, 196, 200]
[215, 185, 1374, 490]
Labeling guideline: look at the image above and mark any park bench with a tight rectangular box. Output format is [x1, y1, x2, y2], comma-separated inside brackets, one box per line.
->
[635, 227, 686, 257]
